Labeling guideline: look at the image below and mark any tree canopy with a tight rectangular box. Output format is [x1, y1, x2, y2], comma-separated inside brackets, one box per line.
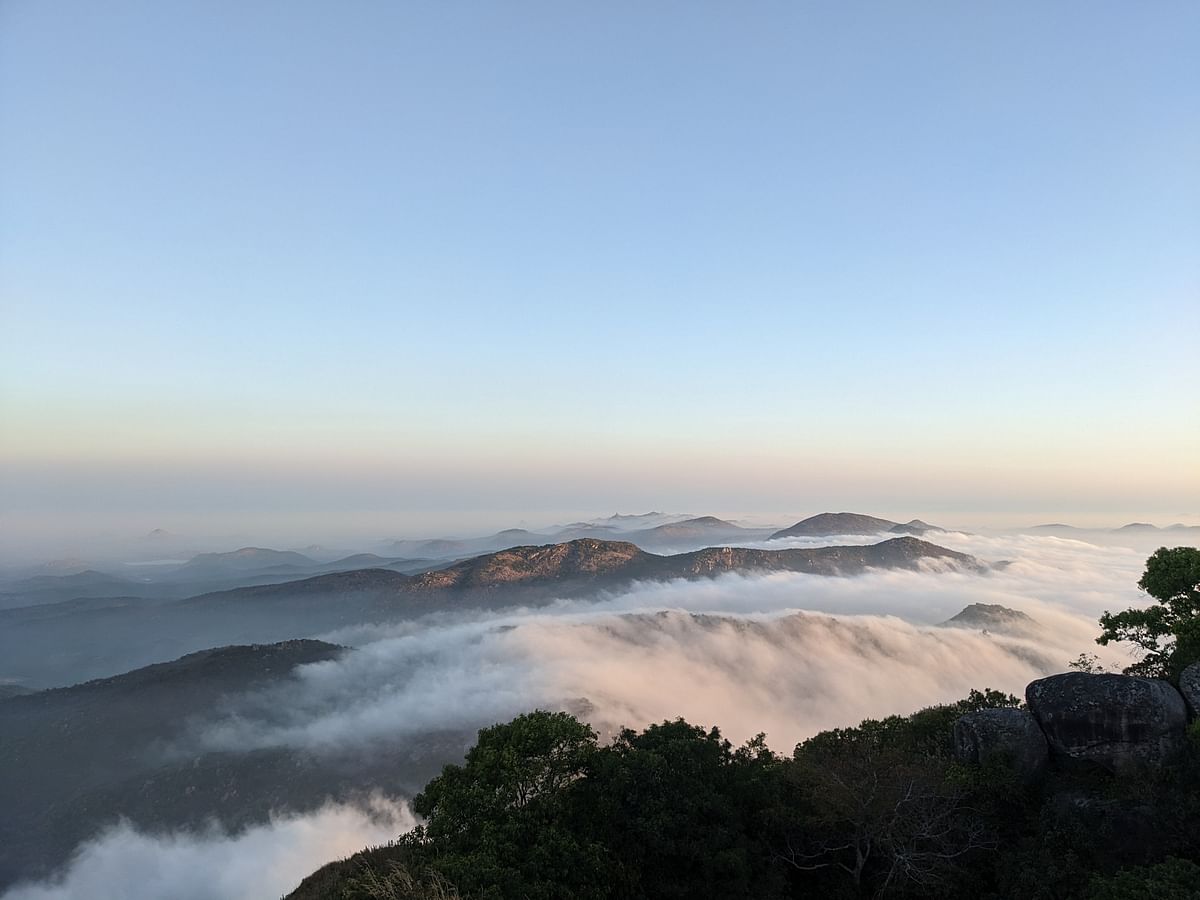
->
[1097, 546, 1200, 679]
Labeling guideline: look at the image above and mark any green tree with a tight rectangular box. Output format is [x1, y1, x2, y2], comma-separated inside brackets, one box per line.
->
[787, 729, 993, 895]
[1097, 547, 1200, 679]
[1087, 857, 1200, 899]
[406, 710, 608, 900]
[781, 691, 1017, 896]
[576, 720, 789, 900]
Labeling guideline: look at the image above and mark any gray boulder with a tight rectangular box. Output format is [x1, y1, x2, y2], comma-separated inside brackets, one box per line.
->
[1180, 663, 1200, 718]
[953, 707, 1048, 780]
[1025, 672, 1187, 773]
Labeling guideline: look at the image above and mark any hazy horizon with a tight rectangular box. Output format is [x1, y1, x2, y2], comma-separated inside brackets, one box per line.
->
[1, 6, 1198, 897]
[2, 2, 1197, 559]
[4, 504, 1198, 566]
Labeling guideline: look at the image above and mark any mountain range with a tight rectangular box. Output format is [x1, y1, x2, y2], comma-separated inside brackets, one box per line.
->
[0, 534, 983, 690]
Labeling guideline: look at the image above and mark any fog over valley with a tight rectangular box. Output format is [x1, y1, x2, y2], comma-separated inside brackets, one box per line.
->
[3, 3, 1197, 897]
[1, 513, 1190, 898]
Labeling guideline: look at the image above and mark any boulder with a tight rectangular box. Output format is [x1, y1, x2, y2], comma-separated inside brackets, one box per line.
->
[953, 707, 1048, 780]
[1180, 663, 1200, 718]
[1025, 673, 1187, 773]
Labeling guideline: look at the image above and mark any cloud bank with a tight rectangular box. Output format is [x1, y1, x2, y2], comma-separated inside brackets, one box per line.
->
[1, 797, 414, 900]
[8, 531, 1155, 900]
[191, 531, 1142, 757]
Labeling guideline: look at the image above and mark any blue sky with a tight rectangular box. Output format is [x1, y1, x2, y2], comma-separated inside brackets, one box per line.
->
[1, 2, 1198, 549]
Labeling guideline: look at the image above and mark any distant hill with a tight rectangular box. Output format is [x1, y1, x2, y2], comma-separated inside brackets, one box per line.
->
[386, 529, 542, 560]
[598, 512, 693, 528]
[770, 513, 899, 540]
[641, 515, 739, 536]
[887, 519, 944, 535]
[183, 567, 414, 606]
[623, 516, 766, 548]
[0, 570, 146, 610]
[179, 547, 318, 573]
[939, 603, 1040, 635]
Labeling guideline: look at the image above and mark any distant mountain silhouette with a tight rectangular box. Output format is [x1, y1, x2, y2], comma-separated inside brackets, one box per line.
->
[183, 567, 414, 605]
[0, 570, 150, 610]
[179, 547, 318, 572]
[630, 516, 755, 542]
[769, 512, 900, 540]
[887, 519, 944, 535]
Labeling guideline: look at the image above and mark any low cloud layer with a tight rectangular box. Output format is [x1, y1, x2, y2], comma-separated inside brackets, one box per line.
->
[192, 531, 1144, 757]
[0, 797, 413, 900]
[8, 531, 1155, 899]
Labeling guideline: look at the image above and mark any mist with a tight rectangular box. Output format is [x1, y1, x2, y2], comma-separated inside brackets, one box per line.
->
[0, 797, 414, 900]
[181, 531, 1135, 761]
[0, 527, 1181, 899]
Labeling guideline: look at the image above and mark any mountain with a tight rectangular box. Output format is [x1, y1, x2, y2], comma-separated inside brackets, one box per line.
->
[939, 603, 1040, 635]
[769, 512, 901, 540]
[410, 539, 650, 590]
[387, 536, 982, 594]
[0, 640, 357, 890]
[385, 529, 541, 560]
[545, 523, 626, 541]
[184, 567, 413, 605]
[622, 516, 771, 549]
[645, 515, 739, 535]
[1115, 522, 1159, 532]
[888, 519, 943, 535]
[597, 512, 693, 528]
[0, 684, 33, 699]
[663, 537, 980, 578]
[0, 569, 149, 609]
[0, 537, 984, 690]
[178, 547, 318, 573]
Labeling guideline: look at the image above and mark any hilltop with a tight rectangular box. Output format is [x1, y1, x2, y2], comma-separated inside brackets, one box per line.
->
[768, 512, 944, 540]
[940, 603, 1040, 636]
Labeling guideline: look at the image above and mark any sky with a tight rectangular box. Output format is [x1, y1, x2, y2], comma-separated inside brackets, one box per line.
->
[1, 2, 1198, 552]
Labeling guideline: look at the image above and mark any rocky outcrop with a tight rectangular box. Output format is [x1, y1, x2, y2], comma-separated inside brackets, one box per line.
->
[1179, 663, 1200, 718]
[1025, 673, 1187, 774]
[953, 708, 1048, 781]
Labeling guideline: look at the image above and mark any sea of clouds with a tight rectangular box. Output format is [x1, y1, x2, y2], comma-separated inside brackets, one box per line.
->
[2, 530, 1154, 900]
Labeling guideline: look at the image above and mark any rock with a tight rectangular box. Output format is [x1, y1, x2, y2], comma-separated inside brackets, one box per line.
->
[1180, 663, 1200, 718]
[953, 707, 1048, 780]
[1025, 673, 1187, 773]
